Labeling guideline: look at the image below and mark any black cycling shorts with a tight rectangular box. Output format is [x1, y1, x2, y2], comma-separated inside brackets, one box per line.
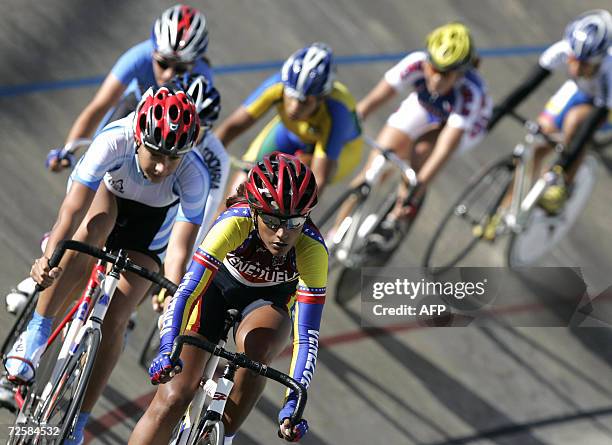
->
[186, 264, 297, 344]
[105, 195, 179, 267]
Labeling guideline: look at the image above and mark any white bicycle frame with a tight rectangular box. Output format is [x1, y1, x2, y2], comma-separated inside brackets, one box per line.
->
[174, 337, 231, 445]
[31, 264, 121, 424]
[330, 136, 418, 264]
[501, 122, 565, 233]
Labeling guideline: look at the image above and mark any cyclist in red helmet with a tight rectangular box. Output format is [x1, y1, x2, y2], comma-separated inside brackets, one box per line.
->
[5, 87, 212, 445]
[130, 153, 326, 444]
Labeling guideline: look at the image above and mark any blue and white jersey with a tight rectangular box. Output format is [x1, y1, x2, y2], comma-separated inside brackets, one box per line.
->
[70, 114, 211, 226]
[110, 40, 214, 94]
[539, 41, 612, 109]
[384, 51, 492, 130]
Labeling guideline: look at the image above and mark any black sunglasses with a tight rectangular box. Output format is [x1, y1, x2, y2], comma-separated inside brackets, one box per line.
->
[258, 213, 307, 230]
[155, 57, 194, 74]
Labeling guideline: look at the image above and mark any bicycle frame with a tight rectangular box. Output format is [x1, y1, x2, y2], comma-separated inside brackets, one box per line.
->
[502, 112, 565, 234]
[171, 335, 307, 442]
[329, 136, 418, 265]
[11, 240, 178, 437]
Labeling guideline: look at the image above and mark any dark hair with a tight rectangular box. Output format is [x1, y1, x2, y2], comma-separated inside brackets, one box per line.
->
[225, 181, 249, 209]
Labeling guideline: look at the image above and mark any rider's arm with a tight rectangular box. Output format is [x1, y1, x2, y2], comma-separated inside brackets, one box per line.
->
[358, 52, 425, 120]
[416, 125, 464, 186]
[487, 65, 550, 130]
[45, 130, 124, 256]
[487, 40, 573, 131]
[65, 73, 126, 144]
[43, 182, 97, 260]
[164, 221, 200, 286]
[312, 97, 361, 192]
[280, 231, 327, 421]
[356, 78, 397, 121]
[309, 156, 336, 195]
[559, 105, 609, 170]
[214, 106, 257, 147]
[215, 73, 283, 146]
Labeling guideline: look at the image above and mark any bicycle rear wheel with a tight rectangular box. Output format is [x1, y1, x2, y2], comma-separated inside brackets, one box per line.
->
[35, 327, 100, 442]
[507, 154, 598, 266]
[423, 156, 514, 274]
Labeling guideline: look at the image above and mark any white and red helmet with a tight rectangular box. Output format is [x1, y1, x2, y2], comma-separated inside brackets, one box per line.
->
[134, 86, 200, 156]
[151, 4, 209, 62]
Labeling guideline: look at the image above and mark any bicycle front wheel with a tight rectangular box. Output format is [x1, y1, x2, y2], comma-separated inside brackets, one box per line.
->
[195, 420, 225, 445]
[36, 327, 101, 442]
[1, 292, 38, 359]
[139, 318, 160, 371]
[423, 156, 514, 274]
[507, 154, 598, 266]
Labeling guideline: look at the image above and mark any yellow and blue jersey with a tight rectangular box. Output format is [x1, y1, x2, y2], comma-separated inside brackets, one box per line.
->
[160, 203, 327, 397]
[243, 72, 361, 161]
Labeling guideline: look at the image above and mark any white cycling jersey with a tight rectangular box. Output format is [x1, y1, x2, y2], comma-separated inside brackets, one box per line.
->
[71, 114, 211, 226]
[539, 41, 612, 109]
[191, 131, 231, 248]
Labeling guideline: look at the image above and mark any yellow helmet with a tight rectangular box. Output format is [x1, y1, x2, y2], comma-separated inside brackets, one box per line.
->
[426, 22, 474, 72]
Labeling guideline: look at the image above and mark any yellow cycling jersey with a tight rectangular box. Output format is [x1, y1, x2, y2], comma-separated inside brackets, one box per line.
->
[243, 72, 361, 160]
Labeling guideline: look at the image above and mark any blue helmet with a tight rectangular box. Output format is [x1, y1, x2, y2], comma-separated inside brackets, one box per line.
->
[281, 43, 335, 100]
[564, 9, 612, 62]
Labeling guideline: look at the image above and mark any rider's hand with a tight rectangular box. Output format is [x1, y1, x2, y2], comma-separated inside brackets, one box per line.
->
[149, 352, 182, 385]
[151, 288, 169, 313]
[278, 418, 309, 442]
[30, 256, 62, 288]
[46, 148, 76, 172]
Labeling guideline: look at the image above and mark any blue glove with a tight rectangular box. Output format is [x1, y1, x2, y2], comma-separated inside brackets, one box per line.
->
[278, 398, 308, 442]
[45, 148, 76, 170]
[148, 352, 182, 385]
[278, 418, 308, 442]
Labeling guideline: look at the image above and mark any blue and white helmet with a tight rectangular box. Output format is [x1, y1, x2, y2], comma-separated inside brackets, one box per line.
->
[564, 9, 612, 62]
[170, 73, 221, 128]
[281, 43, 335, 100]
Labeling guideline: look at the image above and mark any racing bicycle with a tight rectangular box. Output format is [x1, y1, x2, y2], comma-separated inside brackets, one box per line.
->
[423, 111, 601, 273]
[317, 136, 420, 304]
[6, 240, 177, 444]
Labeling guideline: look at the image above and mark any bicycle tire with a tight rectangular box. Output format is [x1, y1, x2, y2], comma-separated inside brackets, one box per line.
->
[507, 154, 598, 267]
[35, 327, 100, 443]
[138, 318, 160, 371]
[1, 292, 38, 359]
[422, 156, 515, 275]
[195, 420, 225, 445]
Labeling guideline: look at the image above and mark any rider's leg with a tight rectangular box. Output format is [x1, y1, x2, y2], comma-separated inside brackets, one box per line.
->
[5, 186, 117, 382]
[387, 129, 439, 221]
[223, 304, 292, 435]
[75, 252, 159, 428]
[129, 333, 210, 445]
[560, 103, 595, 182]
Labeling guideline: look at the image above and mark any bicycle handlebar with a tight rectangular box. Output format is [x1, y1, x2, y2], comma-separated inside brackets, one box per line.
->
[36, 240, 178, 294]
[171, 335, 308, 427]
[363, 136, 418, 187]
[508, 110, 563, 149]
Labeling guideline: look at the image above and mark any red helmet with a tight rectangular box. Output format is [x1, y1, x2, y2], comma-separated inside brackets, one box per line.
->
[245, 153, 318, 217]
[134, 86, 200, 156]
